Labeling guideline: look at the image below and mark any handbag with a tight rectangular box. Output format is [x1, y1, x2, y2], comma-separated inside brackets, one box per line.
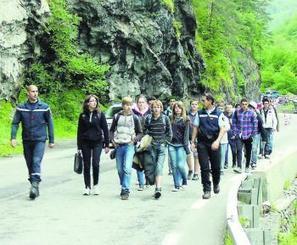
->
[74, 152, 83, 174]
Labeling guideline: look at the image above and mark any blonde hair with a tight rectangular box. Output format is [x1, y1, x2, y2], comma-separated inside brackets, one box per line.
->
[150, 100, 163, 111]
[172, 101, 188, 122]
[122, 96, 133, 106]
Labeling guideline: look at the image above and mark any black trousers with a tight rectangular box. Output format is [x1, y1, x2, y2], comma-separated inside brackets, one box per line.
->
[197, 141, 221, 192]
[229, 137, 243, 168]
[81, 141, 103, 188]
[242, 138, 253, 168]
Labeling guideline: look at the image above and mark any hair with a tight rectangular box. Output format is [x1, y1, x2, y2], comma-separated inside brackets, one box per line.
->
[172, 101, 188, 122]
[190, 100, 199, 105]
[240, 98, 248, 104]
[136, 94, 147, 103]
[83, 94, 100, 112]
[150, 99, 163, 111]
[204, 93, 215, 105]
[122, 96, 133, 106]
[26, 85, 38, 92]
[147, 96, 156, 102]
[262, 97, 269, 103]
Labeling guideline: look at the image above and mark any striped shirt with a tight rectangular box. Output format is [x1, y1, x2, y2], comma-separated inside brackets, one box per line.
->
[144, 114, 172, 144]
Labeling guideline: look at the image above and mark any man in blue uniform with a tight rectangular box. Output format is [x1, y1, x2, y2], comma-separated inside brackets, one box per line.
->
[11, 85, 54, 200]
[191, 93, 227, 199]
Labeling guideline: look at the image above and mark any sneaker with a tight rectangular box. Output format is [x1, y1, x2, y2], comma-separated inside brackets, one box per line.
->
[202, 191, 211, 199]
[192, 174, 199, 180]
[168, 171, 173, 176]
[214, 185, 220, 194]
[245, 168, 251, 174]
[187, 171, 193, 180]
[224, 165, 228, 169]
[220, 170, 224, 176]
[233, 167, 242, 174]
[29, 182, 39, 200]
[251, 164, 256, 170]
[83, 188, 90, 196]
[180, 185, 187, 190]
[154, 188, 162, 199]
[121, 192, 129, 200]
[172, 187, 180, 192]
[264, 155, 270, 159]
[137, 185, 144, 191]
[92, 185, 99, 195]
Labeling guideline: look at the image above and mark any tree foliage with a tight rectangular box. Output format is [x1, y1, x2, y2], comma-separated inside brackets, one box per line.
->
[25, 0, 109, 102]
[261, 15, 297, 94]
[191, 0, 269, 98]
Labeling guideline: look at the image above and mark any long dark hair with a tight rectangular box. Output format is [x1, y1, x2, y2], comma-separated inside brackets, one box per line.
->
[82, 94, 100, 113]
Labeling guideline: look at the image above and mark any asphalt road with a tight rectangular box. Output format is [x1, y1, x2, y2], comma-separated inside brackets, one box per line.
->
[0, 114, 296, 245]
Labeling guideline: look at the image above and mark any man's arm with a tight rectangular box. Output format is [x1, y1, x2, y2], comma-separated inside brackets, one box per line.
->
[45, 108, 54, 146]
[10, 108, 21, 147]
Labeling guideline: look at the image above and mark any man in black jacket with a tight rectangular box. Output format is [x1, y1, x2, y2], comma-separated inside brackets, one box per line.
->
[11, 85, 54, 200]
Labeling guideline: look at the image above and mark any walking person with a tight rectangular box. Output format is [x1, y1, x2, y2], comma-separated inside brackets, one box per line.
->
[191, 93, 227, 199]
[187, 100, 200, 180]
[168, 101, 190, 191]
[10, 85, 54, 200]
[224, 104, 235, 168]
[232, 98, 258, 174]
[132, 94, 150, 191]
[248, 101, 264, 169]
[110, 97, 142, 200]
[77, 95, 110, 195]
[260, 97, 278, 159]
[143, 100, 172, 199]
[217, 103, 230, 176]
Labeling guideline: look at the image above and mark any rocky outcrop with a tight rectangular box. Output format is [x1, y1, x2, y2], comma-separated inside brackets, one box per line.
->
[68, 0, 204, 100]
[0, 0, 49, 101]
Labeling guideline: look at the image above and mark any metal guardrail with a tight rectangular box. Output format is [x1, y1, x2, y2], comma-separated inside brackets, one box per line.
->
[226, 174, 251, 245]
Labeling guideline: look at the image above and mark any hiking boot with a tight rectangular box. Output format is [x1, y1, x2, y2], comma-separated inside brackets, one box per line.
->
[83, 188, 91, 196]
[233, 167, 242, 174]
[187, 171, 193, 180]
[29, 182, 39, 200]
[214, 185, 220, 194]
[154, 188, 162, 199]
[202, 191, 211, 199]
[192, 174, 199, 180]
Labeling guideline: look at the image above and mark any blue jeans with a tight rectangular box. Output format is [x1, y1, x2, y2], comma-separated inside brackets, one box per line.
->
[23, 141, 46, 183]
[137, 170, 145, 187]
[151, 143, 166, 176]
[115, 144, 135, 192]
[168, 145, 187, 188]
[220, 144, 228, 171]
[251, 133, 260, 165]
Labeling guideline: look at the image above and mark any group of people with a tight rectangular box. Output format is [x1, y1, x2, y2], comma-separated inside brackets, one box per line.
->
[10, 84, 278, 201]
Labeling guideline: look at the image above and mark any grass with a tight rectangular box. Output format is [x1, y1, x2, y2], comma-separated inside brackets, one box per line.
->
[0, 100, 77, 157]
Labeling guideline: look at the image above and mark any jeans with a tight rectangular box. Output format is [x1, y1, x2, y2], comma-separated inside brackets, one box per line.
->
[220, 143, 228, 171]
[263, 128, 273, 156]
[81, 141, 103, 188]
[151, 143, 166, 176]
[251, 134, 260, 165]
[229, 137, 243, 168]
[23, 141, 46, 183]
[168, 145, 187, 188]
[197, 141, 221, 192]
[116, 144, 135, 192]
[137, 170, 145, 187]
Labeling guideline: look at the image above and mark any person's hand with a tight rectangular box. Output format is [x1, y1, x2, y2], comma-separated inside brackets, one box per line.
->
[211, 140, 220, 151]
[77, 149, 82, 154]
[104, 147, 110, 154]
[10, 139, 17, 148]
[48, 143, 55, 148]
[190, 142, 196, 152]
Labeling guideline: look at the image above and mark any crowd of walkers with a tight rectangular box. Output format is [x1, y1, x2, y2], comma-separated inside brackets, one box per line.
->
[10, 84, 279, 200]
